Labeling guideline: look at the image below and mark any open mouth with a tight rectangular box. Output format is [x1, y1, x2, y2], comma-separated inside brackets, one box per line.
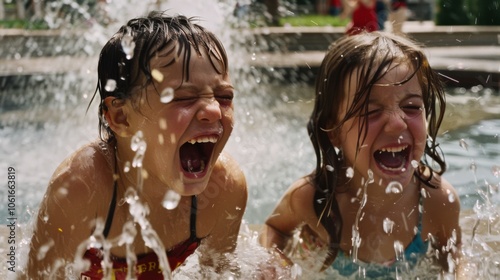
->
[373, 145, 410, 171]
[180, 136, 218, 175]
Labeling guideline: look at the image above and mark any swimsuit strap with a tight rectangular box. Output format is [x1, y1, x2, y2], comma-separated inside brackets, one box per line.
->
[189, 195, 198, 240]
[103, 172, 118, 238]
[102, 192, 197, 240]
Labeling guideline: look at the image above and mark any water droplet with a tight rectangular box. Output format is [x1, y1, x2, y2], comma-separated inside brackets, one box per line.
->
[459, 139, 469, 151]
[291, 263, 303, 278]
[160, 87, 174, 103]
[104, 79, 116, 92]
[159, 118, 167, 130]
[124, 188, 139, 204]
[346, 167, 354, 178]
[367, 169, 374, 183]
[130, 131, 147, 168]
[119, 221, 137, 246]
[121, 33, 136, 60]
[383, 218, 395, 234]
[88, 235, 102, 249]
[124, 161, 131, 173]
[37, 239, 55, 260]
[420, 188, 427, 198]
[162, 190, 181, 210]
[151, 69, 164, 82]
[492, 165, 500, 178]
[393, 240, 404, 260]
[326, 165, 334, 172]
[411, 160, 419, 169]
[57, 187, 68, 196]
[470, 161, 477, 173]
[131, 131, 144, 151]
[448, 193, 455, 203]
[385, 181, 403, 194]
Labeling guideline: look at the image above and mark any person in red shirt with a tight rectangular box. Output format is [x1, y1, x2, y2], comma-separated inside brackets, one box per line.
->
[344, 0, 378, 35]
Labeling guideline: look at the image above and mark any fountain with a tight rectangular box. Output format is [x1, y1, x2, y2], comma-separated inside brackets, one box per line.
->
[0, 0, 499, 278]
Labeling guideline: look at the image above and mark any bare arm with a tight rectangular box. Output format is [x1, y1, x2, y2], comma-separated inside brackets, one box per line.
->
[422, 177, 462, 273]
[26, 145, 112, 279]
[259, 177, 327, 251]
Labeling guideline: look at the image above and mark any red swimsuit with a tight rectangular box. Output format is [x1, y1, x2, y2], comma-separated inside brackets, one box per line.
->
[81, 189, 201, 279]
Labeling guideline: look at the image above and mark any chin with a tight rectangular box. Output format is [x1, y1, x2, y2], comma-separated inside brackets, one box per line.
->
[180, 181, 209, 196]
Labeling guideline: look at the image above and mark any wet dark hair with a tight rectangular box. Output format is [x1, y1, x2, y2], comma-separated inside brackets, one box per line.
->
[88, 11, 229, 142]
[308, 31, 446, 268]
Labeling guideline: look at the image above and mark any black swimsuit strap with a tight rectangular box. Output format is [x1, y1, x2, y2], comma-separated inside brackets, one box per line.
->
[103, 179, 118, 238]
[189, 195, 198, 240]
[102, 190, 197, 240]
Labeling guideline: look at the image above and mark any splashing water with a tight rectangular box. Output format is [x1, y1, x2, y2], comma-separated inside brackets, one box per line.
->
[383, 218, 395, 234]
[121, 28, 136, 60]
[104, 79, 117, 92]
[385, 181, 403, 194]
[4, 0, 500, 279]
[346, 167, 354, 178]
[459, 138, 469, 151]
[160, 87, 175, 103]
[151, 69, 164, 83]
[130, 130, 147, 168]
[162, 190, 181, 210]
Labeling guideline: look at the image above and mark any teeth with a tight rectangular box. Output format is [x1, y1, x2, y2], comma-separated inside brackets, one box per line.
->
[187, 136, 218, 145]
[379, 146, 407, 153]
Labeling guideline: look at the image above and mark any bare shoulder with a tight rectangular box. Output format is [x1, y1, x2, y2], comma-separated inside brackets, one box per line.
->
[422, 175, 460, 214]
[47, 141, 114, 202]
[265, 175, 325, 237]
[211, 151, 247, 194]
[28, 141, 115, 275]
[421, 174, 461, 246]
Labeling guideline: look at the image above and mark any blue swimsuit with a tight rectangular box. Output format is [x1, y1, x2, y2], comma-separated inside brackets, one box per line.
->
[331, 213, 429, 278]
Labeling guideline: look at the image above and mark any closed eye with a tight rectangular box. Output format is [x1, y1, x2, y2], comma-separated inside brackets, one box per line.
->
[401, 105, 423, 118]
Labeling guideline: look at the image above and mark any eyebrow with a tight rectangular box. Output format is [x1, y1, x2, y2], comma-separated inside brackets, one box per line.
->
[175, 83, 234, 92]
[368, 93, 423, 103]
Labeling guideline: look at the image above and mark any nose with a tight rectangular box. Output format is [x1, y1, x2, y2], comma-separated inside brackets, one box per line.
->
[383, 108, 407, 133]
[196, 97, 222, 123]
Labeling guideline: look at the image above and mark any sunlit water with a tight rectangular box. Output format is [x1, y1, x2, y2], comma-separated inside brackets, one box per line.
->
[1, 0, 499, 278]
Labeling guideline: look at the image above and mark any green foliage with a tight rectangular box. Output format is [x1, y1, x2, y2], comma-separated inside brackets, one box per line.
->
[0, 19, 49, 30]
[279, 15, 349, 27]
[475, 0, 500, 25]
[436, 0, 500, 25]
[436, 0, 471, 25]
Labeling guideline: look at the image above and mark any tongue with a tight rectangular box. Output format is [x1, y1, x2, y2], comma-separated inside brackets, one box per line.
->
[375, 151, 405, 169]
[180, 144, 204, 172]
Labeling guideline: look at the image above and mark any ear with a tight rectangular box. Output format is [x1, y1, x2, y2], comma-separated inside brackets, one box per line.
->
[103, 97, 131, 137]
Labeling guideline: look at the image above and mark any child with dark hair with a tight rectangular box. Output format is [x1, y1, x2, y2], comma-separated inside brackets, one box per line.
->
[260, 32, 461, 278]
[26, 11, 247, 279]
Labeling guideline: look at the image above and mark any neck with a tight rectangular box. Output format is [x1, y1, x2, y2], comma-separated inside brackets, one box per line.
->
[342, 175, 419, 214]
[114, 142, 168, 202]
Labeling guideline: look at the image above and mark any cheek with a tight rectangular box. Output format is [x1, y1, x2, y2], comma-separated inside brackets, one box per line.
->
[408, 117, 428, 157]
